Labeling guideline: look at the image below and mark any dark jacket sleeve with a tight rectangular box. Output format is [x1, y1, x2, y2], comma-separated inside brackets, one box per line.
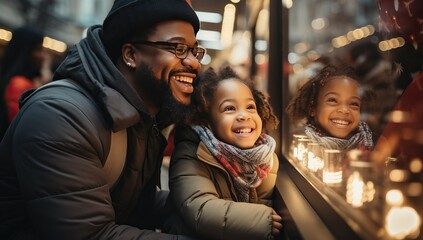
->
[11, 88, 193, 240]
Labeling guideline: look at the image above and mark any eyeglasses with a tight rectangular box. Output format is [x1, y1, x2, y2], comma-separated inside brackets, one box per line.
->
[131, 41, 206, 62]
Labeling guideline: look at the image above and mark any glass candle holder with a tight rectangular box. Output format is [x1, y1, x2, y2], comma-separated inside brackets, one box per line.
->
[307, 142, 323, 173]
[346, 160, 378, 208]
[297, 138, 312, 166]
[322, 149, 344, 185]
[290, 134, 308, 159]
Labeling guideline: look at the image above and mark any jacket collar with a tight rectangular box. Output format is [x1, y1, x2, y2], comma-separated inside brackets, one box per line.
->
[197, 142, 226, 170]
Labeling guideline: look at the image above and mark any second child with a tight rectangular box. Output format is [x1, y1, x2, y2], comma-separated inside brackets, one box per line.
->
[286, 65, 374, 151]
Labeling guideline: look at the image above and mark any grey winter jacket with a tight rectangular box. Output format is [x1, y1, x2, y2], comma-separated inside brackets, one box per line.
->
[0, 25, 190, 240]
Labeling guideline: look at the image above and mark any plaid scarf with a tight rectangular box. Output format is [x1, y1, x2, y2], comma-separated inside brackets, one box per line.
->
[304, 121, 374, 151]
[192, 125, 276, 202]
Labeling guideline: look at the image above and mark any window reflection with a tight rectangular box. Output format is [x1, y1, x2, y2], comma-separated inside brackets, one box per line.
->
[284, 0, 423, 239]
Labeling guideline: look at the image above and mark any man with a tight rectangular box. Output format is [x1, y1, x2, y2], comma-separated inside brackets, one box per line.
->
[0, 0, 204, 239]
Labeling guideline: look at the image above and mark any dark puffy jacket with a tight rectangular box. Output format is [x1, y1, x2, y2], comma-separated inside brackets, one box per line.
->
[0, 25, 190, 240]
[164, 127, 279, 240]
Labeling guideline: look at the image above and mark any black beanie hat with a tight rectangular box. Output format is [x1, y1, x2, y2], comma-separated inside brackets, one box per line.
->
[102, 0, 200, 61]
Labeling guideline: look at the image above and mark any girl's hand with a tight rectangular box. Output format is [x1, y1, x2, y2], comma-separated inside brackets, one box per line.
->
[271, 209, 283, 237]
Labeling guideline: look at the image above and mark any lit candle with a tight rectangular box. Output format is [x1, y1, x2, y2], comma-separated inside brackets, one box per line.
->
[297, 138, 311, 166]
[346, 171, 365, 207]
[291, 134, 307, 159]
[346, 171, 375, 207]
[322, 149, 343, 185]
[307, 142, 323, 172]
[346, 159, 377, 207]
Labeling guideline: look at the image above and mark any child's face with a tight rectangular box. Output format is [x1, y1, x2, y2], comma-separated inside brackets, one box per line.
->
[312, 77, 361, 139]
[209, 79, 262, 149]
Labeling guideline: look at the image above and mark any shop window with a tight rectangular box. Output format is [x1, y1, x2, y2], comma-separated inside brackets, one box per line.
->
[252, 0, 423, 239]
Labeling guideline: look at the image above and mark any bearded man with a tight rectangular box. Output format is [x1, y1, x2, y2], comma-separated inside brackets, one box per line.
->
[0, 0, 204, 239]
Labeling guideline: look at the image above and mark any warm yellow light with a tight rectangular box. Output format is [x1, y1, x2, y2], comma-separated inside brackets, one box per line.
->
[386, 189, 404, 206]
[43, 37, 67, 53]
[407, 182, 422, 197]
[332, 25, 375, 49]
[283, 0, 293, 8]
[347, 31, 355, 41]
[361, 26, 370, 37]
[347, 172, 365, 207]
[307, 50, 320, 61]
[379, 41, 389, 51]
[292, 64, 304, 74]
[322, 149, 343, 184]
[389, 110, 410, 123]
[367, 25, 375, 35]
[346, 171, 375, 207]
[410, 158, 423, 173]
[254, 53, 266, 65]
[255, 8, 269, 38]
[0, 29, 12, 41]
[385, 206, 421, 239]
[294, 42, 309, 54]
[352, 29, 364, 40]
[221, 4, 236, 48]
[332, 36, 350, 48]
[390, 169, 408, 183]
[379, 37, 406, 52]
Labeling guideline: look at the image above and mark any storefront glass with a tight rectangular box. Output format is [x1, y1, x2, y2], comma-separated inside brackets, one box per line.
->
[252, 0, 423, 239]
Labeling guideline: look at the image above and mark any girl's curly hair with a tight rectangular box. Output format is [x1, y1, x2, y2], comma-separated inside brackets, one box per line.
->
[285, 64, 360, 125]
[189, 66, 279, 131]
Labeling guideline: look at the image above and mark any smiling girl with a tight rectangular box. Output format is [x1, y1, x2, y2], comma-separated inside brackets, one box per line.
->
[286, 65, 374, 151]
[164, 66, 282, 240]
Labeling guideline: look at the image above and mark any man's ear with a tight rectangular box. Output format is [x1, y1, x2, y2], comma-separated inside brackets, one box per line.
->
[122, 43, 137, 68]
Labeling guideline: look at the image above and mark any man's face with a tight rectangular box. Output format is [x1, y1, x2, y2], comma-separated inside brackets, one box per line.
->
[133, 20, 201, 109]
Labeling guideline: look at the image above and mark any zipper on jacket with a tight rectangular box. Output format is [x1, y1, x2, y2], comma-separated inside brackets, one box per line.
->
[153, 123, 160, 136]
[151, 116, 160, 137]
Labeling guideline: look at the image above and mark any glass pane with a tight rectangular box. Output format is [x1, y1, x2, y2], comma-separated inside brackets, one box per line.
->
[285, 0, 423, 239]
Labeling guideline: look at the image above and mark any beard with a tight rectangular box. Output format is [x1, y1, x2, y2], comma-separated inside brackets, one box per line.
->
[160, 89, 192, 126]
[134, 62, 192, 125]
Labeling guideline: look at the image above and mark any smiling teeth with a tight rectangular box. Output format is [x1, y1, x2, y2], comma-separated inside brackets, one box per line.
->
[174, 76, 193, 84]
[332, 119, 349, 125]
[235, 128, 252, 133]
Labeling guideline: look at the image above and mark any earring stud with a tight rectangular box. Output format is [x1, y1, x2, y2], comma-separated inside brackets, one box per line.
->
[126, 62, 132, 67]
